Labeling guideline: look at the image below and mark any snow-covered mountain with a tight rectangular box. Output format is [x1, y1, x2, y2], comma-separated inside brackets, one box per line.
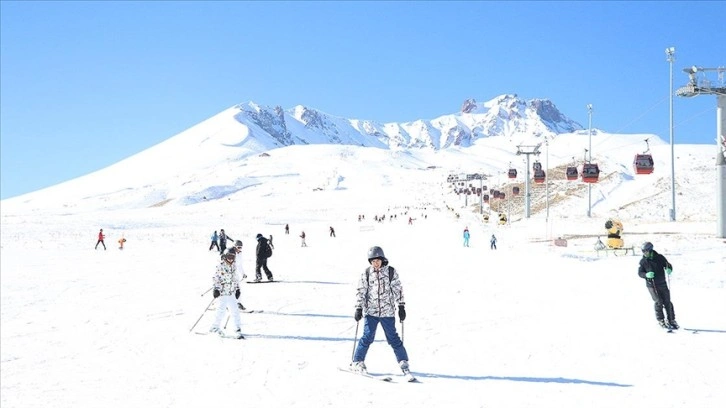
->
[2, 93, 721, 227]
[239, 94, 582, 150]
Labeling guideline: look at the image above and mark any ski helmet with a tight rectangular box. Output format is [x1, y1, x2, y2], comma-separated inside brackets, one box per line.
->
[367, 246, 386, 263]
[641, 242, 654, 253]
[256, 233, 263, 240]
[235, 240, 243, 247]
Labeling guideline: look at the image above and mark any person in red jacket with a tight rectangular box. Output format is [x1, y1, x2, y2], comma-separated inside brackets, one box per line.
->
[95, 229, 106, 250]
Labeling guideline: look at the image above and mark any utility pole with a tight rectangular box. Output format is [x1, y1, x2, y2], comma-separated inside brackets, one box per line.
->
[676, 64, 726, 237]
[587, 104, 593, 218]
[666, 47, 677, 221]
[516, 144, 542, 218]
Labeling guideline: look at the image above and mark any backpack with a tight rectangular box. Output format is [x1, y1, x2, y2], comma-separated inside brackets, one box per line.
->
[263, 241, 273, 258]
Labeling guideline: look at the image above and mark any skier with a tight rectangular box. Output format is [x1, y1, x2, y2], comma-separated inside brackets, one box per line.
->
[231, 241, 248, 310]
[95, 229, 106, 250]
[219, 229, 234, 255]
[490, 234, 497, 250]
[285, 224, 290, 235]
[254, 233, 274, 282]
[350, 246, 411, 378]
[299, 231, 307, 247]
[118, 236, 127, 250]
[637, 242, 678, 330]
[463, 227, 470, 247]
[209, 231, 219, 251]
[209, 249, 244, 339]
[330, 226, 336, 237]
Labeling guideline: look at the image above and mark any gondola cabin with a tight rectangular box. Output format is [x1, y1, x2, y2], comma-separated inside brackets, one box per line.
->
[533, 170, 546, 184]
[483, 194, 490, 203]
[566, 166, 579, 181]
[582, 163, 600, 183]
[508, 168, 517, 178]
[633, 154, 654, 175]
[512, 186, 520, 195]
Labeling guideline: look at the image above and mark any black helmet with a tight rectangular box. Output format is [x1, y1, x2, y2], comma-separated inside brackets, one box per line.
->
[235, 240, 243, 247]
[367, 246, 387, 263]
[641, 242, 654, 253]
[256, 233, 263, 240]
[223, 248, 236, 261]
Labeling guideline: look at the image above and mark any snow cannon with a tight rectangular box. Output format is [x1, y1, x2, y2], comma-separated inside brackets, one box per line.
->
[498, 213, 507, 225]
[604, 218, 624, 249]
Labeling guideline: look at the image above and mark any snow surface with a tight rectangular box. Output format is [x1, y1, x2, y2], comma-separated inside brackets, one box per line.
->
[2, 134, 725, 408]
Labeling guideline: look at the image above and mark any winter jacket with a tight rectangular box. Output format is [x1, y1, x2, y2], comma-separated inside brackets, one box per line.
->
[256, 237, 271, 261]
[638, 250, 672, 286]
[355, 264, 404, 318]
[213, 261, 241, 296]
[463, 230, 470, 239]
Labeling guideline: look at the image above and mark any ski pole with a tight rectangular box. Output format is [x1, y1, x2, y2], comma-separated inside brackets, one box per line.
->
[189, 298, 215, 332]
[401, 321, 405, 344]
[224, 314, 230, 330]
[351, 321, 360, 361]
[200, 287, 212, 297]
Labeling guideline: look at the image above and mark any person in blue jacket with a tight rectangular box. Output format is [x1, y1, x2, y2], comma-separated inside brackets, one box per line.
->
[209, 231, 219, 251]
[463, 227, 470, 247]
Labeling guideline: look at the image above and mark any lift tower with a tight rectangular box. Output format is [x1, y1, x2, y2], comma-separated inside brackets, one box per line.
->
[516, 144, 542, 219]
[676, 65, 726, 238]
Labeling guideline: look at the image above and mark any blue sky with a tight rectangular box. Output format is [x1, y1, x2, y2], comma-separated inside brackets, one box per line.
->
[1, 1, 724, 200]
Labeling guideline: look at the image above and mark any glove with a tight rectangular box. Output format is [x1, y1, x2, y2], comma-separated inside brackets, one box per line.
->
[213, 289, 220, 298]
[354, 308, 363, 321]
[645, 272, 655, 279]
[235, 289, 241, 299]
[398, 305, 406, 321]
[665, 267, 672, 275]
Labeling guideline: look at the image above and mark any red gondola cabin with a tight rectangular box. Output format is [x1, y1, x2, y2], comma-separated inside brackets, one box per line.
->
[566, 166, 578, 181]
[633, 154, 654, 175]
[534, 170, 546, 184]
[508, 168, 517, 178]
[582, 163, 600, 183]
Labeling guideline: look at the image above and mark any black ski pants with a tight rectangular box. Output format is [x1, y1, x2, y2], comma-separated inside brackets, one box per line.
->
[256, 257, 273, 280]
[647, 283, 675, 322]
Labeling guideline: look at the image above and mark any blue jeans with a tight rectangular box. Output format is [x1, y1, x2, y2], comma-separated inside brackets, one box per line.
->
[353, 315, 408, 363]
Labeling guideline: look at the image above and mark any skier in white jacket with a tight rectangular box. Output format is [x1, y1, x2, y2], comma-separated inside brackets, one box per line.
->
[350, 246, 409, 376]
[209, 249, 244, 339]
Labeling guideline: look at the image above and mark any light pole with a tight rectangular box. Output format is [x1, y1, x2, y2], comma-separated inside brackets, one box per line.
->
[587, 104, 593, 218]
[666, 46, 676, 221]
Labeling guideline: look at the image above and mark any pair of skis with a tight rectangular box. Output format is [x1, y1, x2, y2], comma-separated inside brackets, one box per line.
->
[338, 367, 417, 383]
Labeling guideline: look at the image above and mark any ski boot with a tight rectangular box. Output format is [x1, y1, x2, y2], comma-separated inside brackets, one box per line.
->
[350, 361, 367, 374]
[668, 320, 679, 330]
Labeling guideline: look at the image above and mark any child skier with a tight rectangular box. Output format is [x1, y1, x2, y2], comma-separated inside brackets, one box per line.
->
[350, 246, 412, 379]
[209, 249, 244, 339]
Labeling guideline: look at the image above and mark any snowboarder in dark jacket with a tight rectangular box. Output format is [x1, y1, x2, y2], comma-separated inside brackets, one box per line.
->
[254, 233, 274, 282]
[637, 242, 678, 330]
